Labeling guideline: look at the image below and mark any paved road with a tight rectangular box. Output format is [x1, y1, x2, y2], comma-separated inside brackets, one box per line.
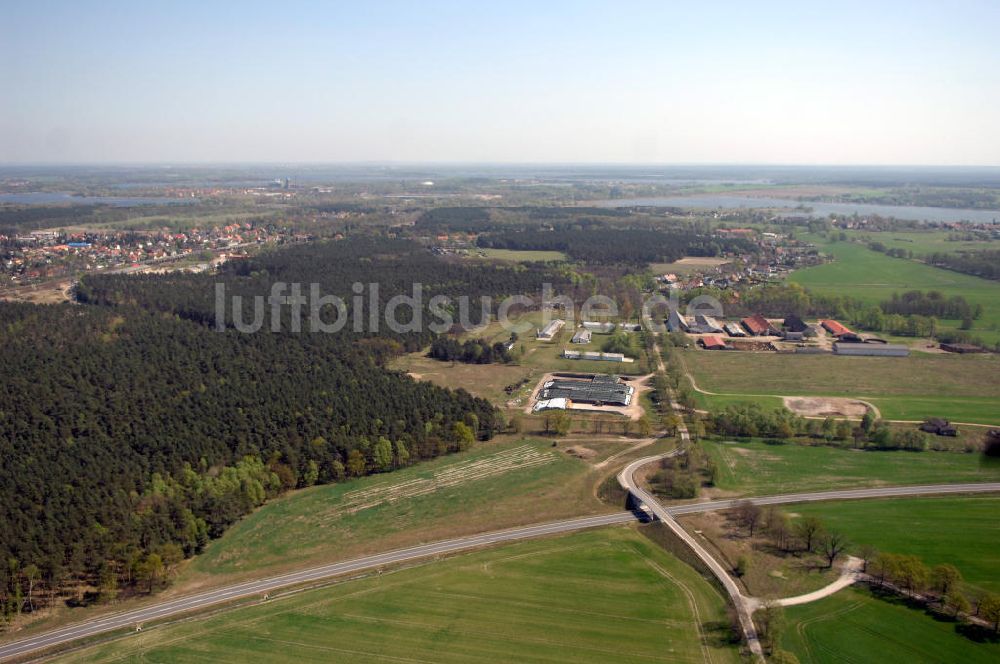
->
[618, 452, 766, 660]
[620, 457, 1000, 662]
[4, 482, 1000, 661]
[666, 483, 1000, 516]
[0, 513, 634, 662]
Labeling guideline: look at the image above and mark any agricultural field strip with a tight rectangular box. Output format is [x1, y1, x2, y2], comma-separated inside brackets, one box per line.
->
[5, 481, 1000, 661]
[0, 513, 635, 662]
[329, 445, 554, 516]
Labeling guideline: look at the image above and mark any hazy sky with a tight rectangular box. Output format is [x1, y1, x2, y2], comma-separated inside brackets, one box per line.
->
[3, 1, 999, 165]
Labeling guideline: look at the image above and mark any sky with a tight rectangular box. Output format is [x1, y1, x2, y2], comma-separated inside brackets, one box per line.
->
[2, 1, 999, 165]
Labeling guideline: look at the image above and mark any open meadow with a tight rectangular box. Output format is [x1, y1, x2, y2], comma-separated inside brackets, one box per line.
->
[177, 438, 617, 591]
[475, 248, 569, 262]
[790, 237, 1000, 346]
[702, 439, 1000, 497]
[682, 349, 1000, 425]
[780, 586, 1000, 664]
[788, 495, 1000, 595]
[54, 529, 741, 664]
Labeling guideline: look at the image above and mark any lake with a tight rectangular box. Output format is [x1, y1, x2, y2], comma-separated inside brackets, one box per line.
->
[0, 192, 198, 206]
[592, 195, 1000, 224]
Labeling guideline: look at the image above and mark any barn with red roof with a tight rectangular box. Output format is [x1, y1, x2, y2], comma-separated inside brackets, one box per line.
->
[740, 314, 775, 336]
[699, 335, 728, 350]
[821, 319, 852, 337]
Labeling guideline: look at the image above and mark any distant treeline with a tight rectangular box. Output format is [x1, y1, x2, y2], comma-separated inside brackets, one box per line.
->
[415, 207, 494, 230]
[78, 237, 565, 347]
[926, 249, 1000, 281]
[880, 290, 981, 321]
[414, 206, 638, 232]
[0, 205, 118, 235]
[477, 228, 755, 264]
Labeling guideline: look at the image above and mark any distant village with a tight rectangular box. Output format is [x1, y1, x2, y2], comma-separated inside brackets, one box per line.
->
[0, 223, 302, 286]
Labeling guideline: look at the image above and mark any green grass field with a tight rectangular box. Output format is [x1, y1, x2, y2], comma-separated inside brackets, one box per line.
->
[477, 248, 569, 262]
[56, 529, 740, 664]
[703, 439, 1000, 496]
[790, 237, 1000, 345]
[682, 349, 1000, 424]
[180, 438, 605, 588]
[788, 496, 1000, 595]
[780, 586, 1000, 664]
[838, 228, 1000, 255]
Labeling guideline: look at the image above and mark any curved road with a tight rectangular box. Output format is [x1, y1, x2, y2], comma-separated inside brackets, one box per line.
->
[619, 451, 1000, 661]
[2, 482, 999, 661]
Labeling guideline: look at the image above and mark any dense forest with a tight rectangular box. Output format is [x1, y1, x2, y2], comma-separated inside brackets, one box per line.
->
[414, 206, 633, 232]
[476, 228, 755, 264]
[1, 237, 562, 623]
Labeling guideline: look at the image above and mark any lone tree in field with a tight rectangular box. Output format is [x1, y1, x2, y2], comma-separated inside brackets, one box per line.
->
[795, 516, 824, 552]
[821, 532, 849, 568]
[734, 500, 763, 537]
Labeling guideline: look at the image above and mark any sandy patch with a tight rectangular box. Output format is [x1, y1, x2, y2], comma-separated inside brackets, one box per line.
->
[783, 396, 869, 419]
[564, 446, 597, 460]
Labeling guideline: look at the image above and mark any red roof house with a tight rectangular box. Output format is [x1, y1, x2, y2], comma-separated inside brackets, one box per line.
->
[700, 335, 728, 350]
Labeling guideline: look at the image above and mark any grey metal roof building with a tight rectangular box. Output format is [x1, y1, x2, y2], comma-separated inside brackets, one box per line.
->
[540, 375, 634, 406]
[833, 342, 910, 357]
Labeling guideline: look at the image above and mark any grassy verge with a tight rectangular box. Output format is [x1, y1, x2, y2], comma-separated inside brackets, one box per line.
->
[54, 528, 741, 664]
[181, 438, 602, 586]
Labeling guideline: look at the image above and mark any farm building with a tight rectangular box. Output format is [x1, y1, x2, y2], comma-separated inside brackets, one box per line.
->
[571, 328, 592, 344]
[619, 323, 642, 331]
[690, 314, 724, 333]
[536, 319, 565, 341]
[532, 397, 569, 412]
[821, 320, 852, 337]
[562, 350, 626, 362]
[582, 321, 615, 333]
[833, 342, 909, 357]
[723, 322, 746, 337]
[741, 314, 776, 336]
[699, 335, 728, 350]
[783, 315, 809, 333]
[667, 310, 690, 333]
[539, 375, 634, 407]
